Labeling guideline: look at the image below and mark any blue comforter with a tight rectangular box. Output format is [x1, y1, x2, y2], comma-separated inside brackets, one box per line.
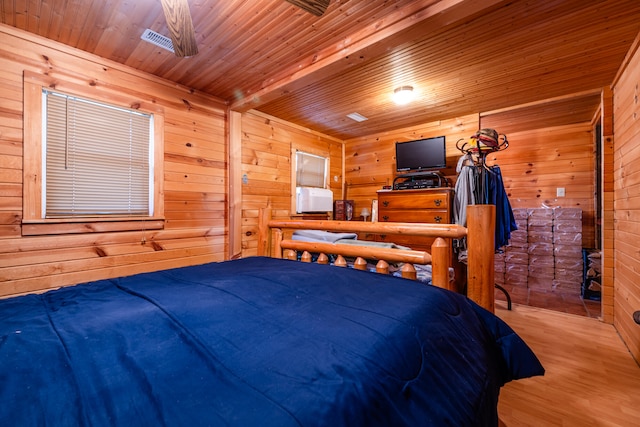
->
[0, 257, 543, 426]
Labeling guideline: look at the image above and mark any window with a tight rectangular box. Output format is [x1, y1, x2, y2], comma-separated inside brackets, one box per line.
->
[43, 90, 153, 217]
[22, 74, 164, 236]
[291, 149, 331, 214]
[295, 151, 328, 188]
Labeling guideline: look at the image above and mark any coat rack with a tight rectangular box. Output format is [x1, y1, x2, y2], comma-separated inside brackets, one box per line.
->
[455, 130, 512, 309]
[456, 131, 509, 203]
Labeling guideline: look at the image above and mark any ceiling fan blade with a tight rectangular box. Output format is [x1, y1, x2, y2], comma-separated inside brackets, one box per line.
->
[285, 0, 330, 16]
[159, 0, 198, 57]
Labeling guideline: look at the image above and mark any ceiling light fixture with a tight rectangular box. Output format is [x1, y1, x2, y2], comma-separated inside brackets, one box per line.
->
[392, 86, 414, 105]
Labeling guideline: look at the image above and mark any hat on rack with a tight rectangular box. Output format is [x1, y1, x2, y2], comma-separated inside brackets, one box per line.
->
[472, 128, 499, 148]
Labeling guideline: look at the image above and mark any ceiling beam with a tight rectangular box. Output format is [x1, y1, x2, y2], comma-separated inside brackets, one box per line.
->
[159, 0, 198, 57]
[480, 88, 604, 117]
[230, 0, 508, 112]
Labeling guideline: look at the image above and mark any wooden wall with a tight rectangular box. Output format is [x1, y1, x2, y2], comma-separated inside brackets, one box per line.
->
[612, 36, 640, 362]
[485, 124, 596, 249]
[344, 114, 479, 216]
[344, 115, 596, 249]
[0, 26, 228, 298]
[600, 87, 615, 324]
[239, 111, 343, 256]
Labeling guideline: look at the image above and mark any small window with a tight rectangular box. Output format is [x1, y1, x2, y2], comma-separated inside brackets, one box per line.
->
[42, 90, 153, 217]
[295, 151, 328, 188]
[23, 76, 164, 236]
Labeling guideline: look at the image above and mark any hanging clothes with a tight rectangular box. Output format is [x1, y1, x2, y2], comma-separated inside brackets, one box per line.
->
[454, 131, 514, 307]
[452, 153, 477, 262]
[452, 153, 477, 227]
[484, 165, 517, 249]
[452, 154, 517, 257]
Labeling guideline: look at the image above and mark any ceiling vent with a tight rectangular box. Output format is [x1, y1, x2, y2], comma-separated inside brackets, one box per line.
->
[346, 112, 368, 122]
[141, 29, 175, 53]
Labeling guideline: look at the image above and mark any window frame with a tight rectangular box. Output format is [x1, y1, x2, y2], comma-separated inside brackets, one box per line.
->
[295, 150, 329, 189]
[22, 72, 165, 236]
[291, 147, 330, 214]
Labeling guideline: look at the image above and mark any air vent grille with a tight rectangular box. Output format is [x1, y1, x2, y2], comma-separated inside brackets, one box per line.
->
[141, 29, 175, 53]
[346, 112, 368, 122]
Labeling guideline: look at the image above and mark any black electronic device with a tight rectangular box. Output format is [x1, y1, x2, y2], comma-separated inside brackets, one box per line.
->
[395, 136, 446, 172]
[395, 179, 438, 190]
[392, 171, 446, 190]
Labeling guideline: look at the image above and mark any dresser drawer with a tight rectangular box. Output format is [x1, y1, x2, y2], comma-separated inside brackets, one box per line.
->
[378, 193, 449, 210]
[378, 209, 449, 223]
[373, 188, 458, 287]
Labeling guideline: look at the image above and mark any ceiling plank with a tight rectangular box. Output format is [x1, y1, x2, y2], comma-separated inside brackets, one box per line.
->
[230, 0, 507, 112]
[3, 0, 639, 140]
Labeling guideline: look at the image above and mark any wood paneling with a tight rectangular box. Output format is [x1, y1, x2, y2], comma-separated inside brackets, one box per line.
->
[601, 86, 615, 323]
[0, 26, 227, 298]
[481, 92, 602, 135]
[239, 110, 343, 257]
[344, 115, 597, 248]
[257, 0, 640, 139]
[486, 123, 597, 249]
[2, 1, 639, 140]
[0, 0, 638, 370]
[612, 34, 640, 362]
[344, 114, 479, 217]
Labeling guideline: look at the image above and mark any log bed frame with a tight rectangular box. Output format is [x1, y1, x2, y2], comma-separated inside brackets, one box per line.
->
[258, 204, 497, 313]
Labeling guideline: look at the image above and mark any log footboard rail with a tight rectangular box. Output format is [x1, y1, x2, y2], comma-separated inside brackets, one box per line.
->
[280, 239, 434, 282]
[258, 204, 496, 312]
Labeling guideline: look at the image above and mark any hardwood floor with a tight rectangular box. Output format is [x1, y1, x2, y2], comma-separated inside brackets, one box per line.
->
[496, 302, 640, 426]
[495, 284, 602, 319]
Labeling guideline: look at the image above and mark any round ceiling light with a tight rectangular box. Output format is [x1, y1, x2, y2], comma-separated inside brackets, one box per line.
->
[392, 85, 414, 105]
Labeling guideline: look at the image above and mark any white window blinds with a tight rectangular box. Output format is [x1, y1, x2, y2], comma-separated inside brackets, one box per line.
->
[43, 90, 152, 217]
[296, 151, 327, 188]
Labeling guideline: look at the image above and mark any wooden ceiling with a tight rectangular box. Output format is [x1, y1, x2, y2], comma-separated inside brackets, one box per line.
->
[2, 0, 639, 140]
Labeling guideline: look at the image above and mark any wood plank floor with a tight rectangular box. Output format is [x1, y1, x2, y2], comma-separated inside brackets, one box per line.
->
[496, 301, 640, 426]
[495, 284, 602, 319]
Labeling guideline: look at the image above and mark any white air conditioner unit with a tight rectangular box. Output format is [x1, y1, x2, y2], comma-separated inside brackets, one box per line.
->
[296, 187, 333, 213]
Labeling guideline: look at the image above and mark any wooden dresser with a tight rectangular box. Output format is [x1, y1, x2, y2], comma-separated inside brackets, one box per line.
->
[369, 187, 463, 291]
[370, 188, 454, 252]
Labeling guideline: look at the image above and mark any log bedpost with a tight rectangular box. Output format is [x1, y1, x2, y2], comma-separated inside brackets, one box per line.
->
[466, 204, 496, 313]
[335, 255, 347, 267]
[273, 229, 283, 259]
[317, 253, 329, 264]
[257, 207, 272, 256]
[353, 257, 367, 271]
[401, 263, 417, 280]
[430, 237, 450, 289]
[376, 260, 389, 275]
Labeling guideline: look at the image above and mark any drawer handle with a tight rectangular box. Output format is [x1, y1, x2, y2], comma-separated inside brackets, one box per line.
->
[382, 200, 389, 207]
[434, 216, 442, 223]
[382, 215, 389, 221]
[434, 199, 442, 207]
[380, 234, 387, 240]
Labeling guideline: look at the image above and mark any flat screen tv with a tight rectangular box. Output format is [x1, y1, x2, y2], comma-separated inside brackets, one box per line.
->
[395, 136, 447, 172]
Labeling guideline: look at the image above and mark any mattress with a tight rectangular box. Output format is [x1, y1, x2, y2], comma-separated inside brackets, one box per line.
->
[0, 257, 543, 426]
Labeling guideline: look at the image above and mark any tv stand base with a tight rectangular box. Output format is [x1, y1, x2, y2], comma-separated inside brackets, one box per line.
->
[393, 171, 446, 190]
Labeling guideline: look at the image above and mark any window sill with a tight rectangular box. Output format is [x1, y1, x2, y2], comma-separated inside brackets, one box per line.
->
[21, 217, 165, 236]
[290, 213, 332, 220]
